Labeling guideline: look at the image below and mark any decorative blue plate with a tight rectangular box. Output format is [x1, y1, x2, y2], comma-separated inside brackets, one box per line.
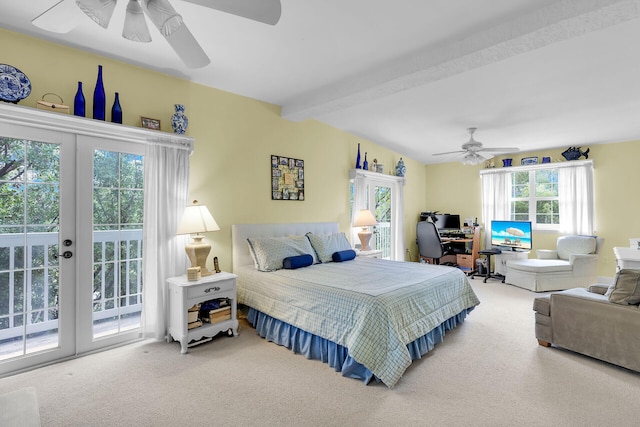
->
[0, 64, 31, 103]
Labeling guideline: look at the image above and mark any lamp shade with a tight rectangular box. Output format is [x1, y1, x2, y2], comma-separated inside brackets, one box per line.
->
[143, 0, 184, 36]
[177, 200, 220, 235]
[354, 209, 378, 227]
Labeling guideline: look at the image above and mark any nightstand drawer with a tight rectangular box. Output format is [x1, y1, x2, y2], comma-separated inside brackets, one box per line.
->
[186, 277, 235, 300]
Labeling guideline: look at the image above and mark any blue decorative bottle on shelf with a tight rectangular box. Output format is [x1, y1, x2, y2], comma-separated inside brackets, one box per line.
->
[73, 81, 85, 117]
[111, 92, 122, 124]
[363, 152, 369, 170]
[93, 65, 106, 120]
[355, 143, 362, 169]
[171, 104, 188, 134]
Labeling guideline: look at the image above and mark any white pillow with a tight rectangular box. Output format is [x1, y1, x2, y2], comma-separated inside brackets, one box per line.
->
[247, 235, 318, 272]
[556, 235, 596, 260]
[306, 232, 352, 263]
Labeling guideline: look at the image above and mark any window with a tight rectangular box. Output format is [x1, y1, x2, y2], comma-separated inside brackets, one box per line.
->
[510, 168, 559, 229]
[480, 160, 594, 236]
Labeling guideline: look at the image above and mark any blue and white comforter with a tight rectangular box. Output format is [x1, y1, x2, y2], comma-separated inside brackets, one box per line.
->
[237, 257, 480, 386]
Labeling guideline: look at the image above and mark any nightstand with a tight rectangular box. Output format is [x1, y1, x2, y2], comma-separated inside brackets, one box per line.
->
[357, 249, 383, 259]
[166, 272, 239, 354]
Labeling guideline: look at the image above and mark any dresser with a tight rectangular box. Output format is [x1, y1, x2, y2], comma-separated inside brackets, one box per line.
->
[613, 247, 640, 270]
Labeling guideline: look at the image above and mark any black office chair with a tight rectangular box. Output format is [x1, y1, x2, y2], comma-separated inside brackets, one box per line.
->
[416, 221, 453, 265]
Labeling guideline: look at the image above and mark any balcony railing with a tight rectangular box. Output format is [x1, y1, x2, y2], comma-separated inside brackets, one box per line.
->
[0, 230, 143, 347]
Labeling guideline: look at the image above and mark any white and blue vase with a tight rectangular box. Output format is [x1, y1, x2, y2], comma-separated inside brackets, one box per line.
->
[171, 104, 188, 134]
[395, 157, 406, 177]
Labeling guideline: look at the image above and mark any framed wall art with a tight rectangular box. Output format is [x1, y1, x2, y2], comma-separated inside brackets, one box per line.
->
[271, 155, 304, 200]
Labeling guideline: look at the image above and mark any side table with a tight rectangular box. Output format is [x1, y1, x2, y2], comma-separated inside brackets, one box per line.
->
[166, 272, 239, 354]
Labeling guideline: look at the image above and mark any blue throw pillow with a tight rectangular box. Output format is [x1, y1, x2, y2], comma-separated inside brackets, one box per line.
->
[283, 254, 314, 269]
[332, 249, 356, 262]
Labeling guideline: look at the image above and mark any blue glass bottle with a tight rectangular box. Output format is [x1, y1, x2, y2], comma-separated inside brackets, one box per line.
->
[355, 143, 362, 169]
[363, 152, 369, 170]
[73, 81, 85, 117]
[111, 92, 122, 124]
[93, 65, 106, 120]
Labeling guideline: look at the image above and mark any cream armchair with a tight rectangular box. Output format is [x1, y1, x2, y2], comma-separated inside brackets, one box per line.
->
[505, 235, 603, 292]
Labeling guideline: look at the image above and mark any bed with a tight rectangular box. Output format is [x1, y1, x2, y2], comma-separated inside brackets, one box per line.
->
[231, 222, 480, 387]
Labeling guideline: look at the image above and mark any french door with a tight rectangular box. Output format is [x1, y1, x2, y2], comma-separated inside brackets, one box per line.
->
[351, 169, 404, 261]
[0, 124, 144, 375]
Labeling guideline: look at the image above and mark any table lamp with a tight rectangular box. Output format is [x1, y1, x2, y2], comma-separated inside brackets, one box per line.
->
[354, 209, 378, 251]
[177, 200, 220, 276]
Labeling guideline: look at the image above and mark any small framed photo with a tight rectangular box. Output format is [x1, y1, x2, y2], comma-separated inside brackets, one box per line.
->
[521, 156, 538, 166]
[141, 116, 161, 130]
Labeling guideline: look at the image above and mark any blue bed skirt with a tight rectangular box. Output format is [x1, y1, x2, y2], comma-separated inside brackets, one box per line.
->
[246, 306, 474, 385]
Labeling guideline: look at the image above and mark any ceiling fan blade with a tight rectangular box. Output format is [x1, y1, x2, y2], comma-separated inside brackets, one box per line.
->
[180, 0, 281, 25]
[478, 147, 520, 152]
[31, 0, 84, 33]
[433, 150, 466, 156]
[163, 23, 211, 68]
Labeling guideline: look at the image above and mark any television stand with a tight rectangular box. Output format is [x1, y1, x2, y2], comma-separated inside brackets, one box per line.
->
[494, 250, 529, 277]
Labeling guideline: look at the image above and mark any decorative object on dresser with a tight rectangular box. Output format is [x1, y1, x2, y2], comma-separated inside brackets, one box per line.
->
[177, 200, 220, 276]
[170, 104, 188, 134]
[271, 154, 304, 200]
[353, 209, 378, 251]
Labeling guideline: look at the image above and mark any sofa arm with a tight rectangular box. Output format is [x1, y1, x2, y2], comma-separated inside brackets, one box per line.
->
[536, 249, 558, 259]
[569, 254, 599, 272]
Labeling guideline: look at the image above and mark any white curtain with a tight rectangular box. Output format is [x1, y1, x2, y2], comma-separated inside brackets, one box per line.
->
[559, 162, 594, 235]
[142, 143, 190, 340]
[480, 171, 511, 248]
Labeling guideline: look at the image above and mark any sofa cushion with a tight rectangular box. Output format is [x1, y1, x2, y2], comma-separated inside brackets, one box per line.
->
[608, 269, 640, 305]
[508, 259, 572, 273]
[556, 235, 596, 260]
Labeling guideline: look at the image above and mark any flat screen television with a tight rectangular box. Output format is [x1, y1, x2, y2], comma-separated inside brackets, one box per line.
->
[434, 214, 461, 231]
[490, 220, 533, 251]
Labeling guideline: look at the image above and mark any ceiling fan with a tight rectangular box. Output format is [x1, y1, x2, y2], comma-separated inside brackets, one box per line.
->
[433, 127, 519, 165]
[31, 0, 282, 69]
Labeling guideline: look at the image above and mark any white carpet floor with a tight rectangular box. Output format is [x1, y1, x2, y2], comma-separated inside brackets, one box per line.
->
[0, 277, 639, 426]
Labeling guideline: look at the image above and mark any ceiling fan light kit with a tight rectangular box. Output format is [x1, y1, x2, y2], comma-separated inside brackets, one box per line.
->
[123, 0, 152, 42]
[76, 0, 117, 29]
[143, 0, 184, 36]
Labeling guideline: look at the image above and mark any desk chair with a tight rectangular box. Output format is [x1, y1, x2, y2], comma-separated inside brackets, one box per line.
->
[474, 248, 504, 283]
[417, 221, 453, 265]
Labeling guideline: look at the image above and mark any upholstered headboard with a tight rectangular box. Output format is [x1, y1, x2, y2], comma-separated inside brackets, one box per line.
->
[231, 222, 339, 272]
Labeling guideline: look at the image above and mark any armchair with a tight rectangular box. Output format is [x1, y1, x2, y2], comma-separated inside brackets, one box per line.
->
[504, 235, 603, 292]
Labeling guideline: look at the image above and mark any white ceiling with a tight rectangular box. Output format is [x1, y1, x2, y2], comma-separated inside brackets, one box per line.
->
[2, 0, 640, 164]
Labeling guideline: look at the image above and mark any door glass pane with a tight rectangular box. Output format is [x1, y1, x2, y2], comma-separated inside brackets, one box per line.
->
[0, 138, 60, 360]
[374, 185, 391, 259]
[92, 150, 143, 339]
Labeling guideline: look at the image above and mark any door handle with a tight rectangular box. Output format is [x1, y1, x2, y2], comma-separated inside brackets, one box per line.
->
[55, 251, 73, 259]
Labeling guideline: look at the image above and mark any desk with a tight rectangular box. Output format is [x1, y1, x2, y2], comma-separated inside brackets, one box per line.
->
[613, 247, 640, 270]
[422, 227, 479, 272]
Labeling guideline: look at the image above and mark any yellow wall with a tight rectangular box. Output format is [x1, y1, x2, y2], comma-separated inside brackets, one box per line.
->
[1, 29, 425, 272]
[4, 29, 639, 279]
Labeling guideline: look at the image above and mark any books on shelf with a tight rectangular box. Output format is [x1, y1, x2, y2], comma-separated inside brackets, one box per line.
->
[202, 306, 231, 324]
[187, 320, 203, 330]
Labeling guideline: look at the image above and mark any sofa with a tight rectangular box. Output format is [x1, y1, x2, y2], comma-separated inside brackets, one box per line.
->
[533, 270, 640, 372]
[505, 235, 603, 292]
